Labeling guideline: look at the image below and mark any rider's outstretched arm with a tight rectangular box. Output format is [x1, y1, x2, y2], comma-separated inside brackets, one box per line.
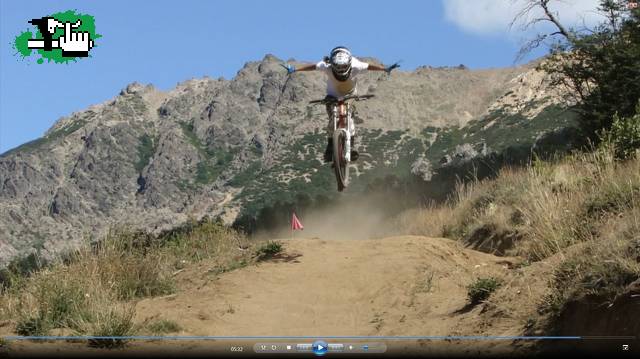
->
[294, 64, 317, 72]
[280, 63, 316, 74]
[367, 62, 400, 73]
[367, 64, 387, 71]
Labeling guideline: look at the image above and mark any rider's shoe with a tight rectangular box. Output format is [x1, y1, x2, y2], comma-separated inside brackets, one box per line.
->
[350, 136, 358, 161]
[324, 138, 333, 163]
[350, 150, 359, 161]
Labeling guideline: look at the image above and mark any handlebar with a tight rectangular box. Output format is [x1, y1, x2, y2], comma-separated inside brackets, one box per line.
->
[309, 94, 375, 104]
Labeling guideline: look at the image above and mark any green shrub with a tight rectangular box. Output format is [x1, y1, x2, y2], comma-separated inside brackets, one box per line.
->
[38, 276, 86, 327]
[76, 305, 136, 349]
[467, 277, 502, 304]
[15, 315, 50, 336]
[254, 241, 283, 260]
[159, 217, 252, 264]
[90, 230, 175, 300]
[601, 104, 640, 160]
[107, 255, 175, 300]
[0, 253, 47, 289]
[12, 271, 88, 335]
[584, 182, 639, 219]
[536, 2, 640, 143]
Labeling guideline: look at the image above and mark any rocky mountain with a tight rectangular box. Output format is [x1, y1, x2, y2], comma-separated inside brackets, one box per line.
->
[0, 54, 577, 264]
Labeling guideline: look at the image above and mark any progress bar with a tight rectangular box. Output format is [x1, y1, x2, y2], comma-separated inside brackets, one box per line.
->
[3, 335, 594, 340]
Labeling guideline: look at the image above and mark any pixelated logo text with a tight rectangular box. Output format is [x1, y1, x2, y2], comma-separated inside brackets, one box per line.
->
[13, 10, 101, 64]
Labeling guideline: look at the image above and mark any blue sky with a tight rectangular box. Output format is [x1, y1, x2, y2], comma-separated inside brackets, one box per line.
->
[0, 0, 601, 153]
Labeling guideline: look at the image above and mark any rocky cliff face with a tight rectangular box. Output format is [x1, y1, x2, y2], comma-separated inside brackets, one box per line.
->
[0, 55, 576, 264]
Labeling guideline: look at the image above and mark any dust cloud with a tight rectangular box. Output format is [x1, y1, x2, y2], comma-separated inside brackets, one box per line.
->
[253, 192, 410, 241]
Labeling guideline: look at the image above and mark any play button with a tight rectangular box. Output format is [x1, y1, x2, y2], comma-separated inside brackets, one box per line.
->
[312, 340, 328, 356]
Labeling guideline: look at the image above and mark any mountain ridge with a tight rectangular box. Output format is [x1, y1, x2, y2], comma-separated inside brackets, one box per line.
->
[0, 54, 575, 265]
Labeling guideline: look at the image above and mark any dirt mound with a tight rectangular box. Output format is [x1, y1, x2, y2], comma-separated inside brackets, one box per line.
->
[122, 236, 555, 356]
[4, 235, 620, 357]
[538, 279, 640, 354]
[137, 237, 506, 336]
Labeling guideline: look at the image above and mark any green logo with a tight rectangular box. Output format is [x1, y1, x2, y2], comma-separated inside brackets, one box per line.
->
[13, 10, 101, 64]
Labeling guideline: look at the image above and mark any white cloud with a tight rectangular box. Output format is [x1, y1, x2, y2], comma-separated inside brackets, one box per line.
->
[442, 0, 605, 36]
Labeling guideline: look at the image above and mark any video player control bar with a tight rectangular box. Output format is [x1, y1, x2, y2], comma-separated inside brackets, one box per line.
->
[253, 341, 387, 354]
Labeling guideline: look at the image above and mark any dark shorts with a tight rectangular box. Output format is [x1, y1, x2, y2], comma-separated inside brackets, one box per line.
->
[324, 97, 357, 137]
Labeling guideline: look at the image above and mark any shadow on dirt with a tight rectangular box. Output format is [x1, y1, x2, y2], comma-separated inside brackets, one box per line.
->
[261, 252, 303, 264]
[452, 302, 478, 315]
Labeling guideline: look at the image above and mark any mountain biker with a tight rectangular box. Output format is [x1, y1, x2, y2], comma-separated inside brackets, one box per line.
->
[281, 46, 400, 162]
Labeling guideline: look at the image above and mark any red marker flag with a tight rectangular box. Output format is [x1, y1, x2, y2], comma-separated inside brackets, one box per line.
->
[291, 213, 304, 230]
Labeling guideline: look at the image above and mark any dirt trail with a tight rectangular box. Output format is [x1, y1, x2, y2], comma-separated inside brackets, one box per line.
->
[135, 236, 538, 338]
[3, 236, 560, 357]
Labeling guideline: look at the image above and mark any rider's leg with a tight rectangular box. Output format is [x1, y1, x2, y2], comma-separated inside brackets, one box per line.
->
[324, 103, 333, 163]
[324, 138, 333, 163]
[348, 103, 359, 161]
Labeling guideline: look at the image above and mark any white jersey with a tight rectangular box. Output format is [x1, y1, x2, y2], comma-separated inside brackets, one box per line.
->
[315, 57, 369, 98]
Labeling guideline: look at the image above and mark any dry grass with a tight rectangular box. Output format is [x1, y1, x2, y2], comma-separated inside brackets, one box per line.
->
[396, 147, 639, 261]
[0, 218, 255, 342]
[396, 145, 640, 320]
[145, 318, 182, 335]
[541, 206, 640, 317]
[394, 204, 458, 238]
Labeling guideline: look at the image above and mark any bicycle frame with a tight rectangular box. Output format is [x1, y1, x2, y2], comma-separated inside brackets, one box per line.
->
[330, 100, 353, 162]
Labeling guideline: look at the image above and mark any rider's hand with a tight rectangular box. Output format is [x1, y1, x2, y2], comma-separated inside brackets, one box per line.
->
[385, 62, 400, 74]
[280, 63, 296, 74]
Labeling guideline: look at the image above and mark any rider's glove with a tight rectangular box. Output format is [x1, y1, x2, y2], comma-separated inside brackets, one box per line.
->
[280, 63, 296, 74]
[385, 62, 400, 74]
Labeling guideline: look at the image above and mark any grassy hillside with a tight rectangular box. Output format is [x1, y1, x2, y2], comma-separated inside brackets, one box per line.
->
[395, 145, 640, 335]
[1, 146, 637, 353]
[0, 219, 282, 346]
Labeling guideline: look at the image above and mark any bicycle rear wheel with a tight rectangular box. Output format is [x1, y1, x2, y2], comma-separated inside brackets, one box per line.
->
[332, 130, 349, 192]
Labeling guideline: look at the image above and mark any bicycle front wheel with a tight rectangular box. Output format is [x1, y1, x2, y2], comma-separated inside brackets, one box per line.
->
[332, 130, 350, 192]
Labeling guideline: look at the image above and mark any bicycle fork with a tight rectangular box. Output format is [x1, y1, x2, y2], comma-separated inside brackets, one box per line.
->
[332, 102, 354, 162]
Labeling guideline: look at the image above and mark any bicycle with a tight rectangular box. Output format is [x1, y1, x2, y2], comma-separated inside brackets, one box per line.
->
[309, 94, 375, 192]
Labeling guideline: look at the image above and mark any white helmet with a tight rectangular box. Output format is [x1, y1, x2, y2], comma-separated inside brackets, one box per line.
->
[330, 46, 352, 81]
